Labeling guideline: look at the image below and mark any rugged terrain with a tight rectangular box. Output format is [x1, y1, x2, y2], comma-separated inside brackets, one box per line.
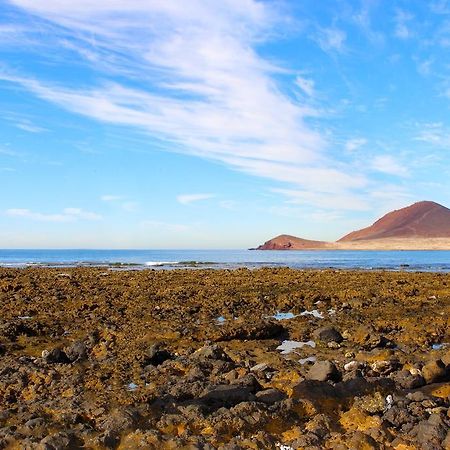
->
[339, 201, 450, 242]
[256, 201, 450, 250]
[252, 235, 330, 250]
[0, 267, 449, 449]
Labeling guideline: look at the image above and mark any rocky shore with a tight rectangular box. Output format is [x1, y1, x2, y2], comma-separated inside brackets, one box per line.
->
[0, 267, 449, 449]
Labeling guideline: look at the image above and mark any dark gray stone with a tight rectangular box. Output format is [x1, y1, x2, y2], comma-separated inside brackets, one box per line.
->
[313, 326, 343, 344]
[255, 388, 286, 405]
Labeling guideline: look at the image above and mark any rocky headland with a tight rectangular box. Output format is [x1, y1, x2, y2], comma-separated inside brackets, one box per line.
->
[256, 201, 450, 250]
[0, 267, 449, 448]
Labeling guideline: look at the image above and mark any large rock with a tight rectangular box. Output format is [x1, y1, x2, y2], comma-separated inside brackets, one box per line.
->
[313, 326, 343, 344]
[306, 361, 340, 382]
[42, 348, 70, 364]
[392, 370, 425, 389]
[64, 340, 87, 362]
[383, 406, 414, 428]
[255, 388, 286, 405]
[351, 325, 394, 350]
[410, 414, 448, 449]
[192, 344, 231, 361]
[200, 385, 254, 405]
[144, 344, 173, 366]
[422, 359, 447, 384]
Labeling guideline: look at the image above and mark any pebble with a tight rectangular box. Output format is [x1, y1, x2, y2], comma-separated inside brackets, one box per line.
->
[344, 361, 360, 371]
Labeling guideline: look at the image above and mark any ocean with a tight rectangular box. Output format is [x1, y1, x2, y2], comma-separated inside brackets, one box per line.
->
[0, 249, 450, 271]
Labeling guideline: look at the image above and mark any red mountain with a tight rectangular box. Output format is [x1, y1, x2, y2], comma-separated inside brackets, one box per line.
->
[339, 201, 450, 242]
[255, 234, 329, 250]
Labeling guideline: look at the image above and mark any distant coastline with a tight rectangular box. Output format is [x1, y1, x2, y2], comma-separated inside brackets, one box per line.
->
[255, 201, 450, 251]
[252, 237, 450, 251]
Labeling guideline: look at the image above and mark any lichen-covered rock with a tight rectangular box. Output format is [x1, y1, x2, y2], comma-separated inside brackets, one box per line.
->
[0, 267, 448, 449]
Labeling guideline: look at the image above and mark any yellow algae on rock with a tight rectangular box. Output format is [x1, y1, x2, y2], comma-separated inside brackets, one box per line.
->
[271, 369, 303, 396]
[339, 407, 382, 432]
[281, 426, 303, 441]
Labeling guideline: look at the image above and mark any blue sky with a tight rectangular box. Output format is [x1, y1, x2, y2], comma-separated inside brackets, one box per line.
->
[1, 0, 450, 248]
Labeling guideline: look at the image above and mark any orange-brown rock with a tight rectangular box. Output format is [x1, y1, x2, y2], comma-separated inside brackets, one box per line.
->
[339, 201, 450, 241]
[255, 234, 329, 250]
[255, 201, 450, 250]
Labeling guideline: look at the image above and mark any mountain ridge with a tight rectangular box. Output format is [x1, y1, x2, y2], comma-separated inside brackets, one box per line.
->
[255, 201, 450, 250]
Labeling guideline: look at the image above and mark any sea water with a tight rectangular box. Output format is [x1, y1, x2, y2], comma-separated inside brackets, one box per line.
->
[0, 249, 450, 271]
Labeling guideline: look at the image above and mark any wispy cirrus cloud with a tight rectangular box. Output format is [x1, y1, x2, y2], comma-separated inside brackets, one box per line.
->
[295, 75, 315, 97]
[271, 188, 368, 211]
[5, 207, 101, 222]
[101, 194, 139, 212]
[177, 193, 215, 205]
[345, 138, 367, 152]
[313, 27, 347, 53]
[371, 155, 408, 177]
[394, 9, 414, 40]
[1, 0, 368, 211]
[414, 122, 450, 148]
[15, 122, 46, 133]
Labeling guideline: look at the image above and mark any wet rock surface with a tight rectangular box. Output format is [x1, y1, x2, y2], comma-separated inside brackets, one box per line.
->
[0, 267, 449, 448]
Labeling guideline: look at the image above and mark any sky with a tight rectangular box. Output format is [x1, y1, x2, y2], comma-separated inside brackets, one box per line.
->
[1, 0, 450, 249]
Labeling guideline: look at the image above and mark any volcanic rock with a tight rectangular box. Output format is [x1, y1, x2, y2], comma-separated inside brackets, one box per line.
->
[306, 361, 340, 382]
[339, 201, 450, 241]
[255, 234, 329, 250]
[313, 326, 343, 344]
[422, 359, 447, 384]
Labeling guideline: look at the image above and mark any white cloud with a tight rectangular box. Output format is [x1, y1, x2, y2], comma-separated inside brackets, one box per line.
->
[371, 155, 408, 177]
[345, 138, 368, 152]
[394, 9, 414, 40]
[352, 4, 385, 45]
[314, 27, 346, 53]
[0, 146, 20, 157]
[417, 58, 433, 76]
[1, 0, 368, 211]
[414, 122, 450, 148]
[431, 1, 450, 14]
[272, 188, 368, 211]
[15, 121, 46, 133]
[219, 200, 236, 210]
[101, 195, 138, 211]
[295, 75, 315, 97]
[177, 193, 215, 205]
[5, 207, 101, 222]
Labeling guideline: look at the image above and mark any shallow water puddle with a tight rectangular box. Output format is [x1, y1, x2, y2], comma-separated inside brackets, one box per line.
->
[276, 340, 316, 354]
[300, 309, 324, 319]
[272, 311, 297, 320]
[126, 382, 138, 391]
[431, 343, 448, 350]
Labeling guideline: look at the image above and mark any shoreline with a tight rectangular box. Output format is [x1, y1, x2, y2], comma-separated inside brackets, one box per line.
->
[255, 237, 450, 251]
[0, 267, 449, 448]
